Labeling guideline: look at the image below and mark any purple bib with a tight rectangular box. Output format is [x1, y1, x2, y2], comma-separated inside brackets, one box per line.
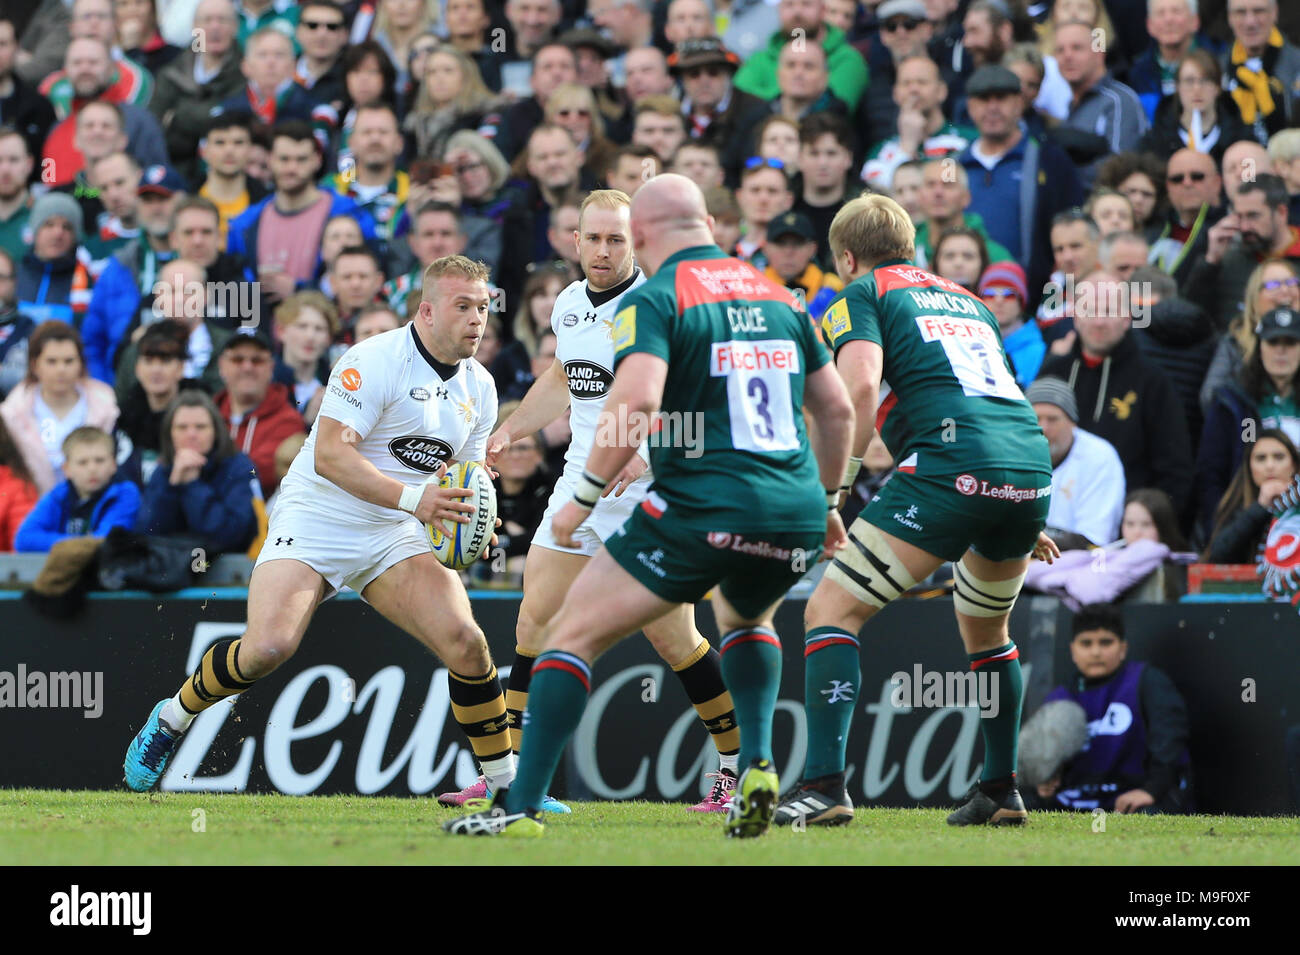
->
[1044, 661, 1147, 810]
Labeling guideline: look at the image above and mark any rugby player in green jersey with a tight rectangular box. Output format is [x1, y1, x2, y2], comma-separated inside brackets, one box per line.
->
[445, 174, 856, 839]
[774, 195, 1061, 829]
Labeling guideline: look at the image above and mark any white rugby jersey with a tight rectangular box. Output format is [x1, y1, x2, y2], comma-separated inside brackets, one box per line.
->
[550, 268, 649, 476]
[281, 323, 497, 523]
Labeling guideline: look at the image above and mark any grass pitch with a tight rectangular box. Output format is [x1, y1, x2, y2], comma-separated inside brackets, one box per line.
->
[1, 790, 1297, 865]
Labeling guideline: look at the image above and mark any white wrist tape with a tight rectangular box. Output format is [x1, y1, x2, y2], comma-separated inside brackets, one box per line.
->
[573, 470, 606, 508]
[398, 483, 424, 514]
[841, 456, 862, 491]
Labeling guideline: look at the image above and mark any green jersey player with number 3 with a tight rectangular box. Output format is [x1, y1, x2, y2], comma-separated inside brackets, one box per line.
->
[445, 174, 856, 839]
[773, 194, 1061, 829]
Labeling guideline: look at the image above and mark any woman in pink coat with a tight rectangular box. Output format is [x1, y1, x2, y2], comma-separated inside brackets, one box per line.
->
[0, 321, 119, 496]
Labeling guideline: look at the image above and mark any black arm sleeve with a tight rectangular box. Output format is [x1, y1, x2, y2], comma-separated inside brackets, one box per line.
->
[1139, 666, 1191, 800]
[1205, 503, 1274, 564]
[1144, 373, 1195, 516]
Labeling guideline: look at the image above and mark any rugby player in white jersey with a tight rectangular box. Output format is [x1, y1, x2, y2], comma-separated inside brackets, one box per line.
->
[124, 256, 519, 796]
[434, 190, 744, 813]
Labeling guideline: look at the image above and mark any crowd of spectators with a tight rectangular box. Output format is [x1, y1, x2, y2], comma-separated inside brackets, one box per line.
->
[1, 0, 1299, 599]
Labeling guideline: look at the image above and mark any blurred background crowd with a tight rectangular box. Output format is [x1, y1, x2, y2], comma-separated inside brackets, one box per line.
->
[1, 0, 1299, 599]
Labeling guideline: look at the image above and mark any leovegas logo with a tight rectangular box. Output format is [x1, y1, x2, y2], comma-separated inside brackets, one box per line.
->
[340, 368, 362, 391]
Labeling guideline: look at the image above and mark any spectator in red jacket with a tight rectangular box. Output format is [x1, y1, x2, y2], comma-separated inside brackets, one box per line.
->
[0, 416, 39, 550]
[213, 329, 305, 498]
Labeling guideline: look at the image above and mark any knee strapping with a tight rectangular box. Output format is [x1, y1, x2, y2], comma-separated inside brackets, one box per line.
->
[952, 559, 1026, 618]
[825, 520, 917, 608]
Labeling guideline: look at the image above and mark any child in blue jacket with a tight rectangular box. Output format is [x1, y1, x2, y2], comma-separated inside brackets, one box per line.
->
[15, 428, 141, 551]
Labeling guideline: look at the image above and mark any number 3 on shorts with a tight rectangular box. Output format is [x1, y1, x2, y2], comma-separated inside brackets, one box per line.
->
[712, 339, 799, 452]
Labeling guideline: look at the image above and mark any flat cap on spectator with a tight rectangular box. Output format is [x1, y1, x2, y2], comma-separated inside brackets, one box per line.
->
[767, 211, 817, 243]
[877, 0, 928, 21]
[1257, 306, 1300, 342]
[965, 65, 1023, 98]
[668, 37, 742, 75]
[979, 261, 1029, 305]
[559, 28, 618, 59]
[28, 192, 85, 239]
[1025, 377, 1079, 423]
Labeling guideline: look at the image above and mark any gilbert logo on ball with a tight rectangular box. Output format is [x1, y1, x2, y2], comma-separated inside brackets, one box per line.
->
[425, 461, 497, 570]
[340, 368, 362, 391]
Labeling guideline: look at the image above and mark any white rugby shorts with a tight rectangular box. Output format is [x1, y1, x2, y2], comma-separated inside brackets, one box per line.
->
[254, 497, 434, 595]
[531, 472, 649, 557]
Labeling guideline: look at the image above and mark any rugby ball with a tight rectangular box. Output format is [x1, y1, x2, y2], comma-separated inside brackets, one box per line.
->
[425, 461, 497, 570]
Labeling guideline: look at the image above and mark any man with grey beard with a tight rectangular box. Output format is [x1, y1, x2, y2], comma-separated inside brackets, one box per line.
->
[1185, 173, 1300, 328]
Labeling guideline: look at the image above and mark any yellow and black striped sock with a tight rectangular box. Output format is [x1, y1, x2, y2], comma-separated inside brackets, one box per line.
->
[177, 638, 256, 718]
[671, 641, 741, 769]
[505, 646, 539, 754]
[448, 666, 514, 784]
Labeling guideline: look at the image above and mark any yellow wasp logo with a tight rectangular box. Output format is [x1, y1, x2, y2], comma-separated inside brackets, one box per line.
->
[1109, 391, 1137, 420]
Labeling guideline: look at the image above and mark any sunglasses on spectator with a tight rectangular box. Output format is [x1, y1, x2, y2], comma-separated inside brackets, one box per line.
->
[455, 160, 487, 175]
[1263, 277, 1300, 291]
[302, 19, 345, 31]
[980, 287, 1019, 299]
[684, 65, 726, 79]
[883, 17, 923, 32]
[744, 156, 786, 171]
[557, 108, 591, 118]
[1167, 171, 1207, 184]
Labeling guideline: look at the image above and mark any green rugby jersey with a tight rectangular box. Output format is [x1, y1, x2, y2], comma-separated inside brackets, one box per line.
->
[612, 245, 831, 532]
[821, 259, 1050, 477]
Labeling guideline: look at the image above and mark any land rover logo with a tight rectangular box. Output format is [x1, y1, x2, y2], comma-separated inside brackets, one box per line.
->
[409, 387, 431, 401]
[564, 359, 613, 399]
[561, 312, 580, 328]
[388, 435, 454, 471]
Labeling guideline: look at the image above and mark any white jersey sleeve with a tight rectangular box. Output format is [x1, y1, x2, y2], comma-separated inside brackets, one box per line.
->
[318, 343, 396, 440]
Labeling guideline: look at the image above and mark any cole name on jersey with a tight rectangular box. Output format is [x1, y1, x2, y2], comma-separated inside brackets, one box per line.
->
[281, 323, 497, 523]
[551, 268, 645, 474]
